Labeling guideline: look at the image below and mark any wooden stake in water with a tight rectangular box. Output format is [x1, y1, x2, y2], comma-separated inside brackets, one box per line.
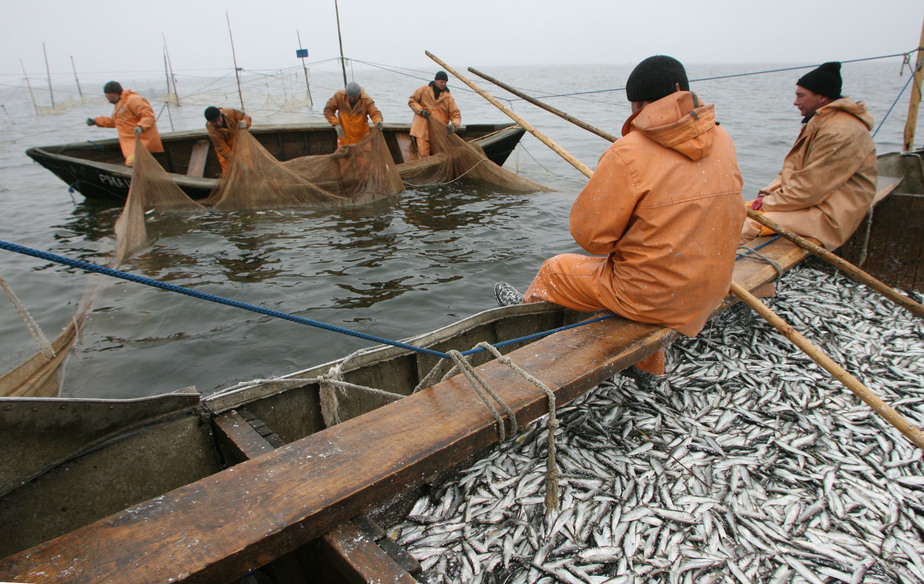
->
[69, 56, 83, 99]
[42, 42, 54, 110]
[20, 59, 39, 116]
[226, 10, 245, 110]
[334, 0, 348, 86]
[162, 34, 180, 107]
[296, 31, 314, 108]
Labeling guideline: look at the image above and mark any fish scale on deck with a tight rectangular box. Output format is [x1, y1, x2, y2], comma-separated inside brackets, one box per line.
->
[389, 266, 924, 584]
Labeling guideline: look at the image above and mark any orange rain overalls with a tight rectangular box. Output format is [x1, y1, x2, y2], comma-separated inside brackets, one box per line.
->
[93, 90, 163, 166]
[323, 90, 383, 147]
[408, 82, 461, 158]
[206, 108, 253, 174]
[524, 91, 746, 338]
[741, 97, 877, 250]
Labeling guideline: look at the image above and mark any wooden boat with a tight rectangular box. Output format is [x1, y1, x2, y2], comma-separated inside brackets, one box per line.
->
[24, 122, 528, 203]
[0, 151, 915, 582]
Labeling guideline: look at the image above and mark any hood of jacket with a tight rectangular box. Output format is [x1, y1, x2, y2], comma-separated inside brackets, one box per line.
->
[814, 97, 874, 131]
[621, 91, 717, 161]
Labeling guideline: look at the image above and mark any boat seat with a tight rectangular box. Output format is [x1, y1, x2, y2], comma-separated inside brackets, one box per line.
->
[186, 140, 210, 178]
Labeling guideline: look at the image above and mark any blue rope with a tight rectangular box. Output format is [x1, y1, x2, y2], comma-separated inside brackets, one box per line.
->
[0, 239, 613, 363]
[873, 57, 924, 138]
[0, 239, 452, 360]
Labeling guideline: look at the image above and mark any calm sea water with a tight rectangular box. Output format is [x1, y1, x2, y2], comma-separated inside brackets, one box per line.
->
[0, 61, 919, 398]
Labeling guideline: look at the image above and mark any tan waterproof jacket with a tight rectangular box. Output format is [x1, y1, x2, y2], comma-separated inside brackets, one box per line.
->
[755, 98, 877, 249]
[206, 108, 252, 171]
[568, 91, 745, 337]
[323, 90, 383, 146]
[408, 82, 461, 139]
[94, 90, 163, 163]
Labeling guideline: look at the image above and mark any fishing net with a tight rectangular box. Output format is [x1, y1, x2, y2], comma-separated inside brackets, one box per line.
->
[400, 117, 551, 192]
[203, 127, 402, 209]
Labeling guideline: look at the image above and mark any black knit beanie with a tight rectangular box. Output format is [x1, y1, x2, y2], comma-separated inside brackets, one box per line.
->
[625, 56, 689, 102]
[797, 62, 842, 99]
[204, 106, 221, 122]
[103, 81, 123, 94]
[435, 71, 449, 81]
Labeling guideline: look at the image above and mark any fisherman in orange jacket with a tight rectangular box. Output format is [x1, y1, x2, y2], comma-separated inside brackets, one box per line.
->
[87, 81, 163, 166]
[407, 71, 461, 159]
[495, 56, 746, 340]
[204, 106, 252, 175]
[324, 82, 384, 147]
[741, 62, 877, 250]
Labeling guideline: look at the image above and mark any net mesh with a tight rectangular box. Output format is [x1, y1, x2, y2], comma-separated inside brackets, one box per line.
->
[399, 118, 551, 192]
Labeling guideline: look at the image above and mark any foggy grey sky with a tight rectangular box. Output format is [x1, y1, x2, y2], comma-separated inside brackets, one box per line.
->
[1, 0, 922, 85]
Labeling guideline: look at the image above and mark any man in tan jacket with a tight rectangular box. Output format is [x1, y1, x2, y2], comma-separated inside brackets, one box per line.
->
[87, 81, 163, 166]
[495, 56, 745, 340]
[741, 62, 877, 250]
[323, 81, 384, 147]
[204, 106, 252, 175]
[407, 71, 461, 159]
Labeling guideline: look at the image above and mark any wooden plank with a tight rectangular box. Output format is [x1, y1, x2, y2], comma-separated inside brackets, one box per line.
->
[0, 242, 804, 584]
[320, 523, 418, 584]
[185, 140, 210, 177]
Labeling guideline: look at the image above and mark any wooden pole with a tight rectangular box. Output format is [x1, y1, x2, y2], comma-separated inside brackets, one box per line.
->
[69, 56, 83, 99]
[296, 31, 314, 108]
[446, 52, 924, 449]
[903, 15, 924, 152]
[730, 281, 924, 449]
[226, 11, 245, 110]
[746, 209, 924, 318]
[162, 34, 180, 107]
[468, 66, 619, 143]
[426, 51, 594, 179]
[334, 0, 348, 87]
[20, 59, 40, 116]
[42, 43, 54, 109]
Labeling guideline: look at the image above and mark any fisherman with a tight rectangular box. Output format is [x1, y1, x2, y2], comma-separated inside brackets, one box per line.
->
[741, 62, 877, 250]
[86, 81, 163, 167]
[204, 106, 252, 175]
[324, 81, 384, 148]
[495, 55, 746, 343]
[407, 71, 461, 159]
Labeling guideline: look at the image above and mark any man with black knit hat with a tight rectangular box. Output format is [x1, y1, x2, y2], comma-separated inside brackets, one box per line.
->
[204, 106, 252, 175]
[742, 61, 877, 250]
[87, 81, 163, 166]
[407, 71, 461, 159]
[495, 55, 745, 345]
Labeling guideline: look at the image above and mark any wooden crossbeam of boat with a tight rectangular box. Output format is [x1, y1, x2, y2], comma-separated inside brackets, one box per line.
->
[0, 235, 805, 584]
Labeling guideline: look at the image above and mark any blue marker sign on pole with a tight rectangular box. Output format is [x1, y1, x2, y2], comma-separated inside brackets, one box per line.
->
[296, 48, 309, 59]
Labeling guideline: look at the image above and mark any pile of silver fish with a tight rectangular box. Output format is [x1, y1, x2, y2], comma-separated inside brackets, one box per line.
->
[389, 267, 924, 583]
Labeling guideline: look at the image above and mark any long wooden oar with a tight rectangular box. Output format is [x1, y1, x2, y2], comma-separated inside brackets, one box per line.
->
[731, 280, 924, 448]
[426, 52, 924, 449]
[468, 67, 619, 143]
[745, 209, 924, 318]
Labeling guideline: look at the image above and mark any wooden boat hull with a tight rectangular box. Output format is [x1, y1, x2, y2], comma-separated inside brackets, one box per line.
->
[24, 122, 527, 203]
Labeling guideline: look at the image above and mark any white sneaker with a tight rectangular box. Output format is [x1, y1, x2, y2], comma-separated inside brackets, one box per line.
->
[494, 282, 523, 307]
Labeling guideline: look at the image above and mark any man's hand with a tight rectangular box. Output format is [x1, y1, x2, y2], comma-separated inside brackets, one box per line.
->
[86, 117, 96, 126]
[238, 120, 248, 129]
[419, 109, 430, 119]
[750, 195, 764, 211]
[447, 123, 456, 134]
[335, 125, 345, 138]
[375, 121, 383, 131]
[133, 125, 143, 136]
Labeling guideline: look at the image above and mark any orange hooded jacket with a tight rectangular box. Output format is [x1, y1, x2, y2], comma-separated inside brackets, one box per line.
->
[323, 90, 383, 146]
[408, 82, 461, 154]
[206, 108, 252, 172]
[524, 91, 746, 337]
[742, 97, 877, 249]
[93, 90, 163, 165]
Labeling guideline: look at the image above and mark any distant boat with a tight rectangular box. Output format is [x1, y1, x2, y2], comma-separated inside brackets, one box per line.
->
[25, 122, 527, 203]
